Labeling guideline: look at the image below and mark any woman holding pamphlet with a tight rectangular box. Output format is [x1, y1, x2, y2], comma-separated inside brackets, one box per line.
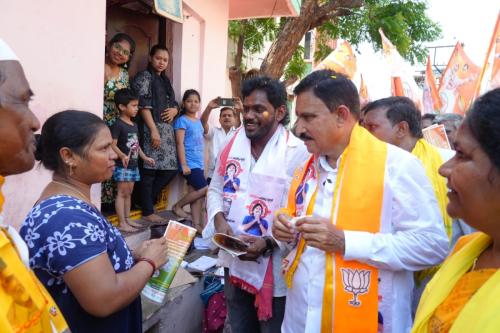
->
[412, 88, 500, 332]
[20, 110, 168, 333]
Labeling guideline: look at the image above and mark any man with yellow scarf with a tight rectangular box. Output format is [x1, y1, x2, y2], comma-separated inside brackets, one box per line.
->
[362, 97, 475, 312]
[0, 39, 69, 332]
[272, 70, 448, 333]
[362, 96, 474, 245]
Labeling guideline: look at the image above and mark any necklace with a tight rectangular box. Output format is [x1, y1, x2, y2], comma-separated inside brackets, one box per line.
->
[51, 180, 92, 203]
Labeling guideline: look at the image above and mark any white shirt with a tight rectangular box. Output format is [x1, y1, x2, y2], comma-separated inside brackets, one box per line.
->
[282, 144, 449, 333]
[205, 126, 238, 178]
[204, 130, 310, 297]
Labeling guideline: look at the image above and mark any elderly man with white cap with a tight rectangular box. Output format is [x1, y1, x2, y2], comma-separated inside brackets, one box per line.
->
[0, 38, 69, 332]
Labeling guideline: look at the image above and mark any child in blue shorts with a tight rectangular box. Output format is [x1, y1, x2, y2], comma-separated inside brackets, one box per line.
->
[112, 88, 155, 232]
[172, 89, 208, 233]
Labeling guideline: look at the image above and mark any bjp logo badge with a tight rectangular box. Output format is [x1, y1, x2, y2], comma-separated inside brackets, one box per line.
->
[340, 268, 371, 307]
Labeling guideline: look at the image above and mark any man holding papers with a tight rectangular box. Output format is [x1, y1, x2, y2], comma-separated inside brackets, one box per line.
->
[204, 76, 309, 333]
[273, 71, 448, 333]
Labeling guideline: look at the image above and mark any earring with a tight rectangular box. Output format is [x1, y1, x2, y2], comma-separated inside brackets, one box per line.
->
[66, 161, 74, 176]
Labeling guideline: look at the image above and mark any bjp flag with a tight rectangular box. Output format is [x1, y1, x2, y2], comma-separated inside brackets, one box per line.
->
[438, 42, 480, 115]
[379, 28, 423, 112]
[422, 56, 442, 114]
[315, 40, 357, 79]
[475, 11, 500, 96]
[359, 74, 371, 108]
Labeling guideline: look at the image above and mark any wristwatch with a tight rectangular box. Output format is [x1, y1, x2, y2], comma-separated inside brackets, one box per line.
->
[261, 236, 274, 258]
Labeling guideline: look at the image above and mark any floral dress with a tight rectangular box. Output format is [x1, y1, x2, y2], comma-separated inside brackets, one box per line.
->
[102, 67, 129, 204]
[104, 67, 129, 126]
[20, 195, 142, 333]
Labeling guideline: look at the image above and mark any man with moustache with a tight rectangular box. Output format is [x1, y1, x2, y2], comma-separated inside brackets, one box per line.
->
[203, 76, 309, 333]
[201, 96, 243, 184]
[0, 38, 69, 332]
[273, 70, 448, 333]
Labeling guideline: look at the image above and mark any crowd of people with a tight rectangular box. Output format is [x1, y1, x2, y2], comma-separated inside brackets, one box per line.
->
[2, 32, 500, 333]
[100, 34, 246, 234]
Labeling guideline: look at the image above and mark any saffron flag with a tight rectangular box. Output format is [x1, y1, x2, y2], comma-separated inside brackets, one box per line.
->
[379, 29, 423, 112]
[475, 11, 500, 96]
[315, 40, 357, 79]
[359, 73, 370, 108]
[422, 56, 442, 114]
[438, 42, 480, 115]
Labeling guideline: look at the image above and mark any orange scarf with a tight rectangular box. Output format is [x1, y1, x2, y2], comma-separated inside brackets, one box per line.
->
[0, 176, 4, 214]
[283, 125, 387, 332]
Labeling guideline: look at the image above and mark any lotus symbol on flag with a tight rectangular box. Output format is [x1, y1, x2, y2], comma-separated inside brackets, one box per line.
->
[340, 268, 371, 307]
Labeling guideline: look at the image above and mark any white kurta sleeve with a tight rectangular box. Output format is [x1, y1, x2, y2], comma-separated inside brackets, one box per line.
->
[343, 151, 449, 271]
[202, 156, 225, 239]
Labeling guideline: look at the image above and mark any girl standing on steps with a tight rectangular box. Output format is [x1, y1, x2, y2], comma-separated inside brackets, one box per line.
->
[173, 89, 208, 233]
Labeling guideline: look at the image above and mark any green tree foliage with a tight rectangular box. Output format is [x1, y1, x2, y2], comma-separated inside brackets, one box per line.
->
[284, 46, 308, 81]
[229, 0, 441, 81]
[317, 0, 440, 64]
[228, 18, 278, 69]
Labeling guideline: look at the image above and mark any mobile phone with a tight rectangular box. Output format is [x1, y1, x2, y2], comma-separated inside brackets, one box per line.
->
[218, 97, 235, 107]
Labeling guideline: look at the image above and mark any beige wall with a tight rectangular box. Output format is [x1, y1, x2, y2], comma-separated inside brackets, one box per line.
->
[0, 0, 107, 228]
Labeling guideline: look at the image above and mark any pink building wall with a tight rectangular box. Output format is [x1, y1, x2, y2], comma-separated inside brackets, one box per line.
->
[0, 0, 107, 229]
[1, 0, 231, 228]
[168, 0, 232, 206]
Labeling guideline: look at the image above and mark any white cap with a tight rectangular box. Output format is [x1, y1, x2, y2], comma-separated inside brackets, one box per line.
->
[0, 38, 19, 61]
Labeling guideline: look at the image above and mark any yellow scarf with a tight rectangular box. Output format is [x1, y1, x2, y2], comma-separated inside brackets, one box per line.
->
[413, 232, 500, 333]
[411, 139, 452, 240]
[0, 176, 69, 333]
[283, 125, 387, 333]
[412, 139, 452, 284]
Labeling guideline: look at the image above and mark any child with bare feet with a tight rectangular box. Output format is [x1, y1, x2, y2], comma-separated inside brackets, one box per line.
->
[172, 89, 208, 233]
[111, 89, 155, 232]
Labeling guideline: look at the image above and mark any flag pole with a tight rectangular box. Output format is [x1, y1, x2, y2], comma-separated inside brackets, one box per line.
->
[473, 11, 500, 99]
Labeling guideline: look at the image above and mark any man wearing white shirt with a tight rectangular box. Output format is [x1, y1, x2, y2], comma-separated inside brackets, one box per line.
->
[362, 96, 475, 247]
[362, 96, 475, 313]
[203, 76, 309, 333]
[201, 97, 242, 183]
[273, 70, 448, 333]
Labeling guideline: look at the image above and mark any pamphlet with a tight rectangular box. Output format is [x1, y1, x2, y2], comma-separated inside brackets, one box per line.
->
[422, 124, 452, 150]
[212, 233, 249, 257]
[187, 256, 218, 272]
[142, 220, 197, 304]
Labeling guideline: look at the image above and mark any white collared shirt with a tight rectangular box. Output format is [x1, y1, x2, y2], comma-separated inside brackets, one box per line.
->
[282, 144, 449, 333]
[205, 126, 238, 178]
[204, 130, 310, 297]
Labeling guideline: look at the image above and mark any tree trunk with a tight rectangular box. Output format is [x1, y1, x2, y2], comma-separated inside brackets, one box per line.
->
[234, 27, 245, 69]
[259, 0, 316, 78]
[229, 66, 242, 98]
[259, 0, 363, 79]
[229, 24, 245, 98]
